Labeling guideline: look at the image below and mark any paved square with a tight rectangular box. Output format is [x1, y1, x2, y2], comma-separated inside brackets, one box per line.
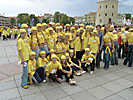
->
[0, 39, 133, 100]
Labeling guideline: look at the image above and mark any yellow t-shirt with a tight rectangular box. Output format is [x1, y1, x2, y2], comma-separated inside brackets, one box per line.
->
[45, 61, 62, 76]
[74, 37, 81, 51]
[112, 33, 118, 40]
[88, 36, 100, 53]
[82, 32, 91, 49]
[103, 33, 112, 43]
[70, 32, 76, 48]
[30, 35, 38, 46]
[17, 38, 30, 61]
[56, 42, 65, 58]
[126, 32, 133, 43]
[37, 57, 48, 68]
[37, 32, 45, 44]
[64, 43, 69, 53]
[28, 59, 36, 77]
[46, 34, 56, 49]
[81, 53, 95, 62]
[2, 30, 9, 37]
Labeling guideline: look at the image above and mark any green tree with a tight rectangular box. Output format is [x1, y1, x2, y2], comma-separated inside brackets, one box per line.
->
[60, 15, 70, 25]
[69, 17, 75, 24]
[42, 17, 50, 24]
[125, 13, 131, 19]
[54, 11, 60, 23]
[10, 18, 16, 26]
[17, 13, 31, 24]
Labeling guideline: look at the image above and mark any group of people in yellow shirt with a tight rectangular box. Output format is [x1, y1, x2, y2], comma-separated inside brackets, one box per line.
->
[16, 23, 133, 89]
[0, 26, 20, 40]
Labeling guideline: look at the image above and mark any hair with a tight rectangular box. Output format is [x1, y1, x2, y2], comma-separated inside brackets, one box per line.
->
[96, 25, 101, 28]
[61, 59, 67, 67]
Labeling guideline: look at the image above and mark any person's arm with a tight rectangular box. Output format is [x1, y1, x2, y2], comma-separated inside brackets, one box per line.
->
[100, 32, 104, 50]
[18, 50, 25, 64]
[81, 39, 84, 51]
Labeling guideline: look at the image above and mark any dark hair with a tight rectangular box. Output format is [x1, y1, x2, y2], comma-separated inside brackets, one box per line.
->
[96, 25, 101, 28]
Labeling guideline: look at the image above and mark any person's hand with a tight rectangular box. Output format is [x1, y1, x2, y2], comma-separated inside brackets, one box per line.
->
[86, 60, 90, 63]
[33, 68, 36, 71]
[21, 60, 25, 65]
[30, 81, 33, 85]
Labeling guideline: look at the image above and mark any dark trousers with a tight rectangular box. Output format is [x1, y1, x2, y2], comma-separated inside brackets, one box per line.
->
[111, 41, 118, 64]
[36, 67, 46, 80]
[3, 35, 7, 40]
[118, 44, 125, 58]
[96, 51, 101, 68]
[33, 72, 43, 83]
[76, 51, 82, 61]
[62, 66, 74, 82]
[48, 70, 62, 82]
[124, 45, 133, 67]
[81, 60, 95, 72]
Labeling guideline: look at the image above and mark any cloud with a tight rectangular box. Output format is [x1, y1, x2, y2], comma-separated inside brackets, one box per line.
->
[0, 0, 132, 17]
[122, 0, 133, 6]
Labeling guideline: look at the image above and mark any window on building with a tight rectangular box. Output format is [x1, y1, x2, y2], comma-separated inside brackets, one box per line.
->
[99, 14, 100, 17]
[112, 13, 113, 16]
[100, 19, 102, 23]
[105, 13, 107, 16]
[112, 5, 114, 8]
[100, 6, 101, 9]
[106, 5, 107, 8]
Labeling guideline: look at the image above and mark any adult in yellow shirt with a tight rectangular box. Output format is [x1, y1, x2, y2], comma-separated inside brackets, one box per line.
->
[17, 29, 31, 89]
[69, 27, 76, 49]
[123, 28, 133, 67]
[30, 27, 40, 60]
[111, 30, 118, 65]
[103, 28, 114, 70]
[81, 48, 95, 74]
[45, 54, 62, 83]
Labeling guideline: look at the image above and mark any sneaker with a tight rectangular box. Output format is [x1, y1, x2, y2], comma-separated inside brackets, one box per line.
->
[22, 86, 28, 89]
[42, 79, 46, 83]
[90, 71, 94, 75]
[76, 72, 82, 76]
[81, 71, 86, 74]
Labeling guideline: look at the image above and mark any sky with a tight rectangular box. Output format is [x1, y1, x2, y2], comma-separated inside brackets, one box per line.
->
[0, 0, 133, 17]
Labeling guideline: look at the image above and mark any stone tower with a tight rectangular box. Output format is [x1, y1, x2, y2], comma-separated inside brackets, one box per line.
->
[96, 0, 119, 25]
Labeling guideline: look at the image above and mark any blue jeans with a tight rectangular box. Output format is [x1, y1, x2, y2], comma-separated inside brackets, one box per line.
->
[40, 45, 49, 54]
[103, 46, 112, 68]
[21, 61, 28, 87]
[32, 49, 40, 60]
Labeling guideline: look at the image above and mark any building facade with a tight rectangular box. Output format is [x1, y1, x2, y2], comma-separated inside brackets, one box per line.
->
[0, 15, 10, 26]
[96, 0, 119, 25]
[85, 12, 97, 25]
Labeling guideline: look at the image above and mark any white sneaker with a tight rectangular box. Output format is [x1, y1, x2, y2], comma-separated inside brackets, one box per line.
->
[43, 79, 46, 83]
[90, 71, 94, 75]
[77, 72, 82, 76]
[81, 71, 86, 74]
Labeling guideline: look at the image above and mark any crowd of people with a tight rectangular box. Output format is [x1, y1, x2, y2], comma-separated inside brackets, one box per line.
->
[0, 23, 133, 89]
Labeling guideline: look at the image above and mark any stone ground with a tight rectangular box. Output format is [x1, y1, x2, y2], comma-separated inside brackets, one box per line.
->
[0, 38, 133, 100]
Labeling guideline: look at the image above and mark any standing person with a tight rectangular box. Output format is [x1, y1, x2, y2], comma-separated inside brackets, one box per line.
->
[88, 30, 100, 69]
[81, 48, 95, 74]
[111, 30, 118, 65]
[69, 27, 76, 49]
[2, 27, 9, 40]
[61, 55, 76, 85]
[55, 35, 66, 58]
[17, 29, 31, 89]
[74, 30, 82, 61]
[103, 28, 114, 70]
[30, 27, 40, 60]
[123, 28, 133, 67]
[118, 29, 125, 58]
[96, 25, 103, 68]
[45, 54, 63, 83]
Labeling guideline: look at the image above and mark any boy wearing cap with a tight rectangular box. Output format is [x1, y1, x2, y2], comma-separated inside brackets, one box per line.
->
[45, 54, 63, 83]
[81, 48, 95, 74]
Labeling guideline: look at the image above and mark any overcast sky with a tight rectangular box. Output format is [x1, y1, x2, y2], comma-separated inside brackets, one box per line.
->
[0, 0, 133, 17]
